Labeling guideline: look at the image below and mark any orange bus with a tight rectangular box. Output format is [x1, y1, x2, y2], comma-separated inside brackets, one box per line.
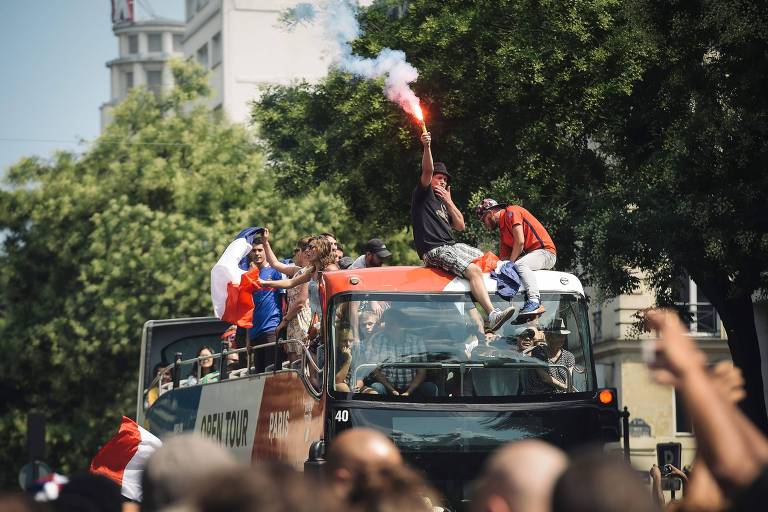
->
[137, 266, 620, 508]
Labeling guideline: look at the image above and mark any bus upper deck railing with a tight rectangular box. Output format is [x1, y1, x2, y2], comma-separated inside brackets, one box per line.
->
[147, 338, 320, 401]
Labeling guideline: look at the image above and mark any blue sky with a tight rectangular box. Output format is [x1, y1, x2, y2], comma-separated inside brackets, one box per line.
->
[0, 0, 183, 175]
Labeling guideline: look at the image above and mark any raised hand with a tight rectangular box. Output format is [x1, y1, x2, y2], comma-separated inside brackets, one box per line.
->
[420, 132, 431, 147]
[643, 308, 707, 385]
[434, 184, 453, 204]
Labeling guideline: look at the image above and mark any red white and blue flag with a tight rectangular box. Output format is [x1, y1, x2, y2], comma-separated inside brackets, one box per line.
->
[210, 227, 266, 328]
[90, 416, 162, 502]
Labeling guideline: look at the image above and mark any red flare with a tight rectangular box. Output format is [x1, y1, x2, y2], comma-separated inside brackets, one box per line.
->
[413, 104, 428, 134]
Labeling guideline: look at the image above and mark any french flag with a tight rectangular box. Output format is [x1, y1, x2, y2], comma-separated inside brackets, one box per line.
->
[210, 227, 265, 328]
[90, 416, 162, 502]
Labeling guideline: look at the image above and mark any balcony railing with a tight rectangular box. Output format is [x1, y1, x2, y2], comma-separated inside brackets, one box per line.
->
[676, 302, 720, 335]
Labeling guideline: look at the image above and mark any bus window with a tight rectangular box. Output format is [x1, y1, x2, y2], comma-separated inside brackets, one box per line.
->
[329, 292, 595, 399]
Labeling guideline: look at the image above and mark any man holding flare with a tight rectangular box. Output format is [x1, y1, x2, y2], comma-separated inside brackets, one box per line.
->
[412, 131, 515, 332]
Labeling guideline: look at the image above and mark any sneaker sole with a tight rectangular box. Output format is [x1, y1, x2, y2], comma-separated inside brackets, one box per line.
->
[517, 305, 546, 319]
[489, 307, 517, 332]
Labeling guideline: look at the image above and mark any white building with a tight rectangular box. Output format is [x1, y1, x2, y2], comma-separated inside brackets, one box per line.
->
[589, 276, 731, 473]
[100, 18, 186, 130]
[184, 0, 330, 124]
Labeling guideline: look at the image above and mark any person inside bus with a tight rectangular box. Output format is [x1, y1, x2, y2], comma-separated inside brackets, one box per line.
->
[146, 362, 172, 406]
[524, 318, 576, 394]
[364, 308, 438, 397]
[189, 345, 219, 385]
[358, 310, 379, 341]
[220, 324, 241, 371]
[335, 327, 376, 394]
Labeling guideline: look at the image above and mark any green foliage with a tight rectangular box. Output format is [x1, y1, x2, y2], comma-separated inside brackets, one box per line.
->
[254, 0, 768, 303]
[254, 0, 653, 273]
[254, 0, 768, 426]
[0, 60, 410, 487]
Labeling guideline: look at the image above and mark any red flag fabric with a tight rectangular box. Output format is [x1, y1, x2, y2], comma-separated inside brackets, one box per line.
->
[90, 416, 162, 502]
[221, 267, 264, 328]
[472, 251, 500, 273]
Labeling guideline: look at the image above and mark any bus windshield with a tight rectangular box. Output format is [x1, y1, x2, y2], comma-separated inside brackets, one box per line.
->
[329, 292, 594, 400]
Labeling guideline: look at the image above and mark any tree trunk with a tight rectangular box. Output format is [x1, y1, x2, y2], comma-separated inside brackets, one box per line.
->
[711, 292, 768, 433]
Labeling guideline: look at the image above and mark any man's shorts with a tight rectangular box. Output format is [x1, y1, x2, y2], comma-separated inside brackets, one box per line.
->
[423, 243, 483, 278]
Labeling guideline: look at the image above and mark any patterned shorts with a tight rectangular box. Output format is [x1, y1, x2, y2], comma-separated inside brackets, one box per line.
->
[423, 243, 483, 277]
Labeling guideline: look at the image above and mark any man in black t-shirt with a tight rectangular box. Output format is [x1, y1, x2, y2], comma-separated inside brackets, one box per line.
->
[411, 132, 515, 332]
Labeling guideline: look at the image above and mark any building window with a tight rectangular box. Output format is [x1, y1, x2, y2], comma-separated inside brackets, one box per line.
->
[674, 390, 693, 434]
[186, 0, 196, 21]
[128, 34, 139, 54]
[672, 274, 720, 335]
[211, 32, 222, 66]
[146, 70, 163, 97]
[173, 34, 183, 52]
[147, 33, 163, 53]
[592, 310, 602, 343]
[124, 71, 134, 93]
[196, 43, 209, 68]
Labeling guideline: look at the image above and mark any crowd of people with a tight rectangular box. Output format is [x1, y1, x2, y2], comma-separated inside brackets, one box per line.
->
[4, 310, 767, 512]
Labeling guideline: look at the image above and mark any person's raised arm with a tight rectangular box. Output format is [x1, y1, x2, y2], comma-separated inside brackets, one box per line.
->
[420, 132, 434, 188]
[260, 267, 313, 290]
[645, 309, 768, 494]
[261, 228, 299, 277]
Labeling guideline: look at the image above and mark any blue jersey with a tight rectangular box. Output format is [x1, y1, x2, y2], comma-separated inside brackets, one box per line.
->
[248, 267, 284, 337]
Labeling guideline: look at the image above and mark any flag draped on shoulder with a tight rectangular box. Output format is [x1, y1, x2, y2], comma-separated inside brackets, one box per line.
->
[90, 416, 162, 502]
[210, 227, 266, 328]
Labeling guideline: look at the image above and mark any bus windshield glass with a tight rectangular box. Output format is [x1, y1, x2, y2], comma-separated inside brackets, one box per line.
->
[330, 292, 594, 400]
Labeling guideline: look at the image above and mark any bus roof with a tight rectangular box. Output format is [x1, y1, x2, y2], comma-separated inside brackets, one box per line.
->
[323, 266, 584, 297]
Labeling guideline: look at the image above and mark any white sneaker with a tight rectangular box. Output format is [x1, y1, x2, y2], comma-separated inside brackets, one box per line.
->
[488, 306, 516, 332]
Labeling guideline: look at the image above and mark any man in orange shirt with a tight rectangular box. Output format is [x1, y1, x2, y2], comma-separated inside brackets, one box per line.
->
[475, 199, 557, 318]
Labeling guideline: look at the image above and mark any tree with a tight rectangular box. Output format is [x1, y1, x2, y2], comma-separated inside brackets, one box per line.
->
[254, 0, 768, 430]
[0, 59, 403, 487]
[579, 0, 768, 430]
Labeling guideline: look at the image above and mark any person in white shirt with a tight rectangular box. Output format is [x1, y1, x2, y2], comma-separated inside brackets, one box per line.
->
[351, 238, 392, 268]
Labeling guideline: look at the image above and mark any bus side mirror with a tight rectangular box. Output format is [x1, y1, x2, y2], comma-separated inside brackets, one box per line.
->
[304, 440, 326, 477]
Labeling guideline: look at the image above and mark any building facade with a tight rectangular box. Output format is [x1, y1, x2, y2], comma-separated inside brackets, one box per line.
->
[101, 18, 186, 129]
[183, 0, 329, 124]
[589, 277, 731, 472]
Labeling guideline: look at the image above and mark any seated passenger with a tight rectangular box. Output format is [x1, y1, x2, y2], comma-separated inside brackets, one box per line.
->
[364, 309, 438, 397]
[524, 318, 576, 394]
[146, 362, 172, 406]
[335, 328, 376, 394]
[189, 346, 219, 384]
[220, 325, 241, 370]
[358, 311, 379, 342]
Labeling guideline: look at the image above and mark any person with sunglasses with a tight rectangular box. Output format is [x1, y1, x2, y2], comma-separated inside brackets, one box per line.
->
[267, 236, 314, 363]
[259, 229, 339, 336]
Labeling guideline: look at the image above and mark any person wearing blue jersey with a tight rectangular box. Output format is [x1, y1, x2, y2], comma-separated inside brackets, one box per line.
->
[247, 237, 285, 373]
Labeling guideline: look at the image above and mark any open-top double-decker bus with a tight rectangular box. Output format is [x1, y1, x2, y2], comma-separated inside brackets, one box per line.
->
[137, 266, 620, 509]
